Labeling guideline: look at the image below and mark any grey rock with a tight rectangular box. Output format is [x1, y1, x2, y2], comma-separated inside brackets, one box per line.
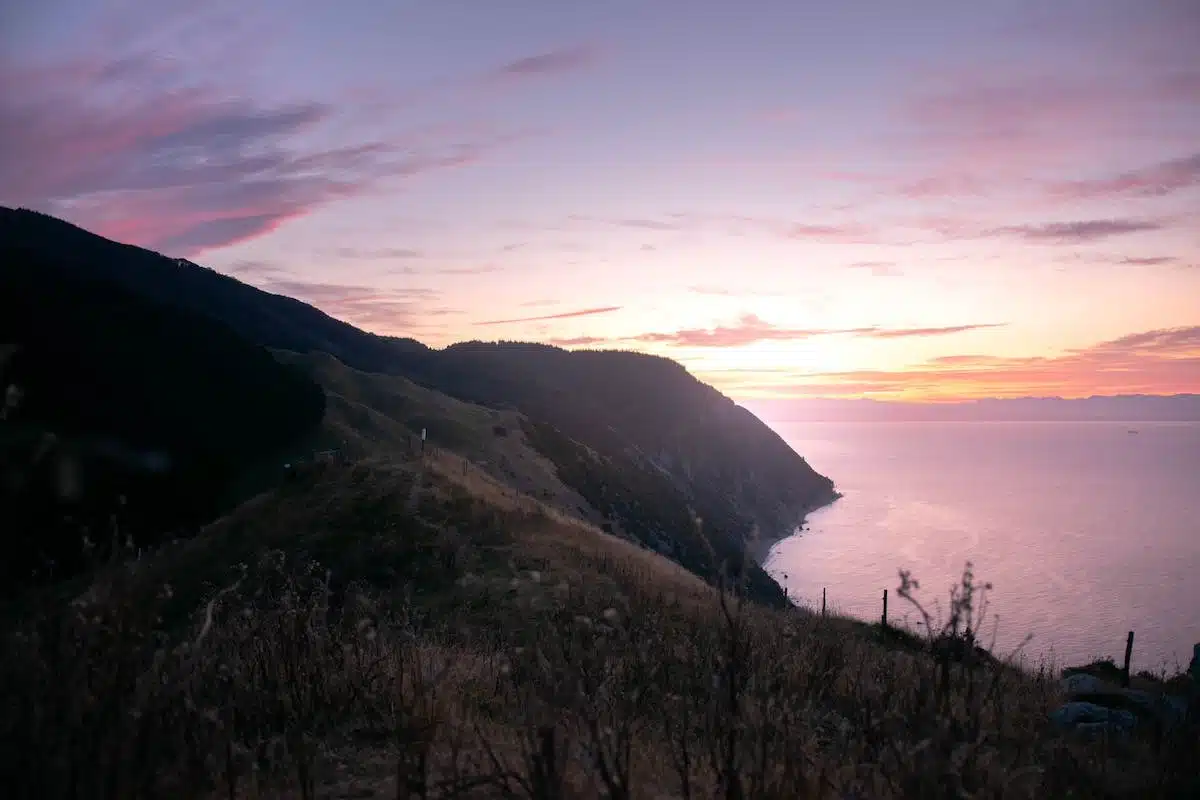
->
[1049, 701, 1137, 733]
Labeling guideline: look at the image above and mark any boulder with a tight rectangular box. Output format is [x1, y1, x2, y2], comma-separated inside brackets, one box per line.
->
[1057, 667, 1194, 733]
[1050, 702, 1137, 736]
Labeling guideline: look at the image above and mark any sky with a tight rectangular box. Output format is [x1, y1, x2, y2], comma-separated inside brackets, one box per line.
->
[2, 0, 1198, 401]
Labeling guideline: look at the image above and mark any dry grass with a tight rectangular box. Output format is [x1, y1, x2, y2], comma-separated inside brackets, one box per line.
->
[274, 350, 596, 524]
[2, 457, 1197, 799]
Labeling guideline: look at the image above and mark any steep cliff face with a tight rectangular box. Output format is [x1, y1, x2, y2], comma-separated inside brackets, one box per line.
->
[419, 343, 838, 551]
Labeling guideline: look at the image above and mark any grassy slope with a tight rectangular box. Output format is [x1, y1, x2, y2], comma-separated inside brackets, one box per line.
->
[5, 453, 1195, 798]
[272, 350, 598, 524]
[273, 349, 790, 606]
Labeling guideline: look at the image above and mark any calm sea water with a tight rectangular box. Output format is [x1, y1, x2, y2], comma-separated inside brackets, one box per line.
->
[764, 421, 1200, 671]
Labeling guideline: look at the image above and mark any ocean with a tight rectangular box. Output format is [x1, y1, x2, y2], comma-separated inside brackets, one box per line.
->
[763, 420, 1200, 671]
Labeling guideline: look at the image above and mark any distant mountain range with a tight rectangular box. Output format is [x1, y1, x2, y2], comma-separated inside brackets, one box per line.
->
[744, 395, 1200, 423]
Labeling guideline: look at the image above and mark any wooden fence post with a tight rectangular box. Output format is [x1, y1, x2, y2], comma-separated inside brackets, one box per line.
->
[882, 589, 888, 628]
[1122, 631, 1135, 688]
[821, 587, 826, 618]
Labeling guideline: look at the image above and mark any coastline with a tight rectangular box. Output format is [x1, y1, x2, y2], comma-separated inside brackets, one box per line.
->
[749, 485, 843, 569]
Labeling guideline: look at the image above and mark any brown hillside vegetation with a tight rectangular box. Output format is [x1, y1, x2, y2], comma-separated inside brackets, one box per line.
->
[272, 350, 598, 526]
[272, 349, 788, 606]
[4, 452, 1196, 799]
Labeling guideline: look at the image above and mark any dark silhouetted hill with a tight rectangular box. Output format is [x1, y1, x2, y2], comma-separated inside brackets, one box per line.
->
[0, 207, 428, 373]
[424, 342, 837, 560]
[0, 240, 325, 592]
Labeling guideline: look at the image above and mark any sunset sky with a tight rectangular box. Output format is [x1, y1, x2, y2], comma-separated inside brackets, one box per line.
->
[2, 0, 1198, 400]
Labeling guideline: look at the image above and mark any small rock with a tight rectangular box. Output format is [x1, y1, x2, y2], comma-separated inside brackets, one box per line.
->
[1049, 701, 1137, 734]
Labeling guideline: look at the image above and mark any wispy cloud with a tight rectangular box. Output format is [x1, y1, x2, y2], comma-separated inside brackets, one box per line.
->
[220, 259, 291, 280]
[486, 44, 601, 81]
[435, 264, 505, 276]
[688, 285, 791, 298]
[235, 275, 448, 333]
[869, 325, 1005, 339]
[1119, 256, 1179, 266]
[781, 222, 879, 243]
[988, 218, 1164, 244]
[545, 335, 610, 347]
[563, 212, 888, 245]
[548, 315, 1004, 349]
[1049, 152, 1200, 200]
[476, 305, 622, 326]
[335, 246, 425, 259]
[0, 44, 539, 256]
[739, 325, 1200, 399]
[847, 261, 902, 277]
[819, 2, 1200, 207]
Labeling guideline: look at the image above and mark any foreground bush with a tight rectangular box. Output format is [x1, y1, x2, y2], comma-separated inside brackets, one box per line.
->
[2, 548, 1197, 798]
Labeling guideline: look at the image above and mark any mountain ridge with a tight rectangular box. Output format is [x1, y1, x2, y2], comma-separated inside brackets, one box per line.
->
[0, 205, 836, 604]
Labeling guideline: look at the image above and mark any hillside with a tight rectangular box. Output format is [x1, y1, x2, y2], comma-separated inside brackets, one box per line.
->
[5, 455, 1194, 798]
[0, 208, 427, 373]
[0, 206, 837, 603]
[0, 243, 326, 592]
[276, 349, 792, 603]
[273, 349, 598, 524]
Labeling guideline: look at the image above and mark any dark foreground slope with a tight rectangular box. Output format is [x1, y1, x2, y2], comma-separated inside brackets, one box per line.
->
[5, 456, 1194, 798]
[0, 243, 325, 591]
[1, 206, 836, 603]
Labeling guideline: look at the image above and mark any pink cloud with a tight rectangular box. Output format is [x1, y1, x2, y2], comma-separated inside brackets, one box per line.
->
[1048, 152, 1200, 200]
[989, 218, 1164, 244]
[847, 261, 902, 277]
[220, 272, 452, 334]
[562, 212, 889, 245]
[1119, 256, 1178, 266]
[435, 265, 505, 276]
[493, 45, 601, 78]
[335, 247, 426, 260]
[550, 315, 1004, 350]
[781, 222, 878, 243]
[0, 48, 537, 256]
[476, 306, 623, 326]
[546, 335, 611, 348]
[744, 325, 1200, 400]
[819, 6, 1199, 206]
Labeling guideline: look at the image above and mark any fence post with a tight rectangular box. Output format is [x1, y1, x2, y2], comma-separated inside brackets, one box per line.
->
[882, 589, 888, 628]
[821, 587, 826, 618]
[1122, 631, 1135, 688]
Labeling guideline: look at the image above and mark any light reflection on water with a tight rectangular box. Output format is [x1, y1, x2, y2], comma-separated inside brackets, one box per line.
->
[765, 421, 1200, 670]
